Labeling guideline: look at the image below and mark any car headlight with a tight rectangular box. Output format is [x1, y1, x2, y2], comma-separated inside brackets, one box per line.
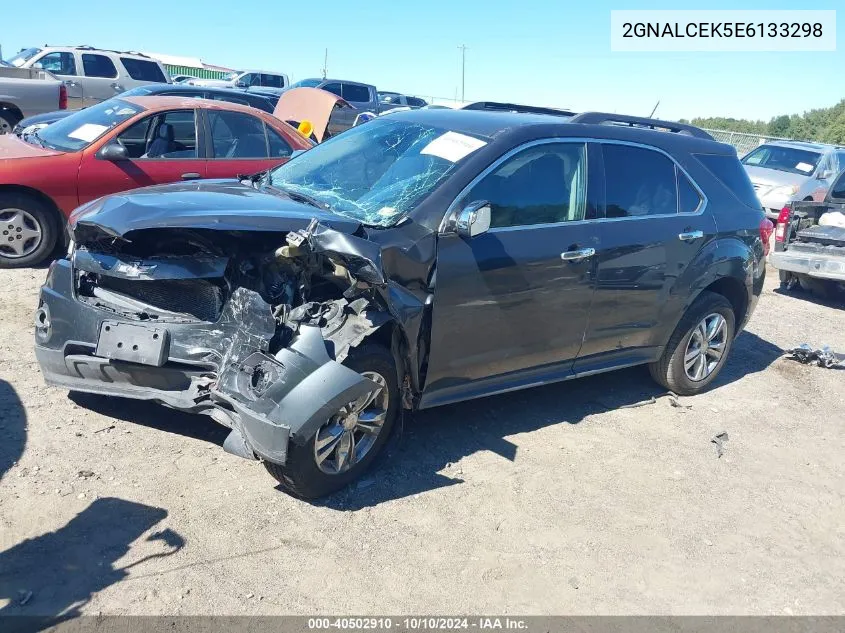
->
[770, 184, 800, 198]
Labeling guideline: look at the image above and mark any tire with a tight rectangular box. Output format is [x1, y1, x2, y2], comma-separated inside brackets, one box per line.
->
[0, 192, 59, 268]
[648, 291, 736, 396]
[0, 111, 20, 135]
[264, 343, 399, 499]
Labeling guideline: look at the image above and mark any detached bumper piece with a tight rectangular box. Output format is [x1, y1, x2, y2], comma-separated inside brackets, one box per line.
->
[34, 257, 378, 467]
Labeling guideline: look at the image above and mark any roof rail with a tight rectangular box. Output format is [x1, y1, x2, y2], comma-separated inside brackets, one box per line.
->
[463, 101, 575, 117]
[570, 112, 713, 140]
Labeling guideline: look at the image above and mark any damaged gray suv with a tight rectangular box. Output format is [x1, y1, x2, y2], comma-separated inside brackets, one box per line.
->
[35, 109, 768, 498]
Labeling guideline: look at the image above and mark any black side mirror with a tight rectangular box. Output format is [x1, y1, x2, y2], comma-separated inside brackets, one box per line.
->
[97, 142, 129, 161]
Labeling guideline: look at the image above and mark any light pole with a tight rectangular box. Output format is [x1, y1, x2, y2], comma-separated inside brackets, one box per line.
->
[458, 44, 468, 102]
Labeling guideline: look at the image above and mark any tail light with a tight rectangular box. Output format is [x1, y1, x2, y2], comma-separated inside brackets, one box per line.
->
[775, 206, 791, 242]
[59, 84, 68, 110]
[759, 218, 774, 256]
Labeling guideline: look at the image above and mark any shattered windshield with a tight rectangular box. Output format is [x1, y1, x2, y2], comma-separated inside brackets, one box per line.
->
[35, 99, 144, 152]
[268, 118, 489, 226]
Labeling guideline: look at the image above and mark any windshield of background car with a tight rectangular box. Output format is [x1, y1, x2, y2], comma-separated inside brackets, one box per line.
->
[221, 71, 240, 81]
[269, 118, 490, 227]
[741, 145, 822, 176]
[290, 78, 322, 89]
[5, 47, 42, 67]
[36, 99, 144, 152]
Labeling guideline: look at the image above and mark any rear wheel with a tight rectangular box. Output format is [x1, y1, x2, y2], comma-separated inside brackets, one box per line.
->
[649, 291, 735, 396]
[264, 343, 399, 499]
[0, 193, 59, 268]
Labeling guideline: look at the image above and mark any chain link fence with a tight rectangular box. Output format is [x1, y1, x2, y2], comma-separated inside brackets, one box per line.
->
[701, 128, 796, 157]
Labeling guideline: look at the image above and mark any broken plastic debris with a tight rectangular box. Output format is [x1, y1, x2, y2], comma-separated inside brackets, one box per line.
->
[711, 432, 729, 458]
[786, 344, 844, 369]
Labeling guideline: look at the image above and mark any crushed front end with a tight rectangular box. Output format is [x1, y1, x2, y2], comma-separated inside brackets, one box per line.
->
[34, 218, 401, 466]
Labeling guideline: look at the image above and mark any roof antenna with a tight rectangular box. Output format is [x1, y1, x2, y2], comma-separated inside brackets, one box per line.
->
[321, 48, 328, 80]
[649, 100, 660, 118]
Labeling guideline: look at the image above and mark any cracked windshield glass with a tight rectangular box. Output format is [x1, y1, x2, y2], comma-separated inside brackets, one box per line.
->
[269, 118, 489, 226]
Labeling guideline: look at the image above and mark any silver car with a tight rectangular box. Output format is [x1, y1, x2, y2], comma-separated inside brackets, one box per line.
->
[741, 140, 845, 221]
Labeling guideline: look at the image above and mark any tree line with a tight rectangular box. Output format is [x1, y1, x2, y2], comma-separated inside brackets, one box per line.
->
[679, 99, 845, 144]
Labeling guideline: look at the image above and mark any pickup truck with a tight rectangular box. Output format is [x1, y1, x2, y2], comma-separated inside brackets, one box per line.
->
[770, 168, 845, 297]
[0, 66, 65, 134]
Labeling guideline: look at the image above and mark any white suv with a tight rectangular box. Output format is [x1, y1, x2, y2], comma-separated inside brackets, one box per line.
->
[5, 46, 170, 109]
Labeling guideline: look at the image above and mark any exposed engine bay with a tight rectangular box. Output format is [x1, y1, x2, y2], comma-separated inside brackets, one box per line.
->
[36, 215, 430, 468]
[73, 220, 389, 361]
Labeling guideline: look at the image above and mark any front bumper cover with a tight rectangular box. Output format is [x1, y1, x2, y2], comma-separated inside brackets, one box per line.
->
[34, 259, 378, 465]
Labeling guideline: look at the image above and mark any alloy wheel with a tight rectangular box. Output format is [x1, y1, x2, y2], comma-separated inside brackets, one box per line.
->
[683, 313, 727, 381]
[0, 209, 43, 259]
[313, 371, 389, 475]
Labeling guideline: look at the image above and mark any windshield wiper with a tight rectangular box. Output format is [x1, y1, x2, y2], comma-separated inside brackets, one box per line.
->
[265, 183, 330, 211]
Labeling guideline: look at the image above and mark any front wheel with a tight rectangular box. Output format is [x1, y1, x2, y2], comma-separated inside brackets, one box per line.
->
[0, 192, 59, 268]
[649, 291, 736, 396]
[264, 343, 399, 498]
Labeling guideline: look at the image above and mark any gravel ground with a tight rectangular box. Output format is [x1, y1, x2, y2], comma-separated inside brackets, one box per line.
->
[0, 264, 843, 617]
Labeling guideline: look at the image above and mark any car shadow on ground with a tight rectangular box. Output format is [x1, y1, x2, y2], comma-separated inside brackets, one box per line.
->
[0, 379, 27, 482]
[772, 286, 845, 311]
[63, 331, 784, 509]
[321, 330, 785, 509]
[0, 497, 184, 623]
[68, 392, 229, 447]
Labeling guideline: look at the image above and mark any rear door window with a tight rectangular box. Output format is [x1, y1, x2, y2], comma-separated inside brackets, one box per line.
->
[342, 84, 371, 103]
[35, 51, 77, 76]
[602, 144, 678, 217]
[82, 54, 118, 78]
[208, 110, 268, 158]
[120, 58, 167, 82]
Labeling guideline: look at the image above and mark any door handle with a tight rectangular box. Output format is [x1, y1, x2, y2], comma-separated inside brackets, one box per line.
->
[64, 80, 79, 87]
[110, 82, 125, 92]
[181, 173, 201, 180]
[560, 247, 595, 261]
[678, 230, 704, 241]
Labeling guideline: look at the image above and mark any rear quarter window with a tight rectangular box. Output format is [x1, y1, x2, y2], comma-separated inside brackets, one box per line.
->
[694, 153, 761, 210]
[120, 58, 167, 82]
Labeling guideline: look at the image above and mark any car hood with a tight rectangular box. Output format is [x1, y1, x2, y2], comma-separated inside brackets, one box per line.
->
[70, 179, 363, 239]
[743, 165, 809, 188]
[16, 109, 75, 130]
[0, 133, 63, 159]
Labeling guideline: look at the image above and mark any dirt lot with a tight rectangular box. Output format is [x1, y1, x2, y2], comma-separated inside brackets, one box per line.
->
[0, 264, 843, 617]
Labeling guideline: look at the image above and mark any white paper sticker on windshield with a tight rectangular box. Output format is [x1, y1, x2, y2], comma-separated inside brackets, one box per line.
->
[795, 162, 814, 173]
[67, 123, 109, 142]
[421, 131, 487, 163]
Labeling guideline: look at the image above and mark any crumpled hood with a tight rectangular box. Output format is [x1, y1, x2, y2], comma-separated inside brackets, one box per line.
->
[71, 179, 362, 239]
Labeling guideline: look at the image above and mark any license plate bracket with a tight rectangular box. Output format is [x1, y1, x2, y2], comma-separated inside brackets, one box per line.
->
[95, 321, 169, 367]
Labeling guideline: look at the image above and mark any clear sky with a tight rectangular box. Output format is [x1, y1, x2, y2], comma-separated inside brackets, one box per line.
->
[1, 0, 841, 122]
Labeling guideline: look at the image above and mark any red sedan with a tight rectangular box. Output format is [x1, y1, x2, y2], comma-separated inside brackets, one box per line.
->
[0, 96, 313, 267]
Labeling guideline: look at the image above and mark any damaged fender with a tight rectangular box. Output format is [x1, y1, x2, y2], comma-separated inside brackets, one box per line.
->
[213, 326, 380, 464]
